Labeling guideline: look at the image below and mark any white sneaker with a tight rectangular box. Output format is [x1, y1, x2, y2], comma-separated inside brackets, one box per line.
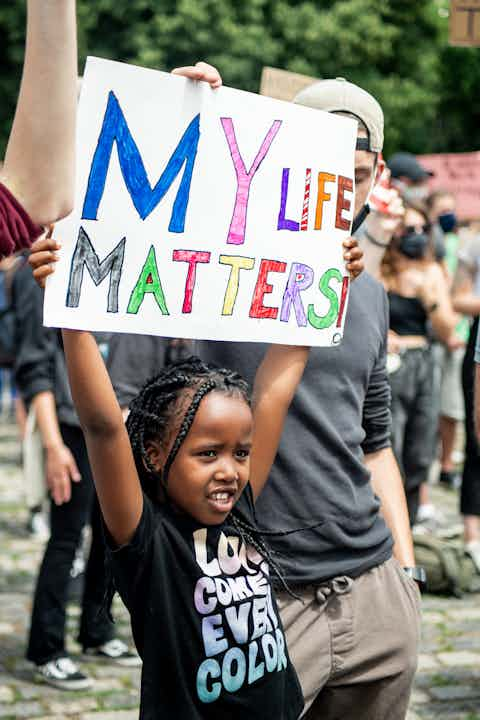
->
[84, 638, 141, 667]
[465, 540, 480, 573]
[35, 656, 92, 690]
[28, 511, 50, 542]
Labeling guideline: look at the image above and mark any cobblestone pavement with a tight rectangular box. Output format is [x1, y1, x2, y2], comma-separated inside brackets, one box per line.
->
[0, 421, 479, 719]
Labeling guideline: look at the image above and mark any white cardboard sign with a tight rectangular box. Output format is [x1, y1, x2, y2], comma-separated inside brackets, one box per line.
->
[44, 57, 356, 346]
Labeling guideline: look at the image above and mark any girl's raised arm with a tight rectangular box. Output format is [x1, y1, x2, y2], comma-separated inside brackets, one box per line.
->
[249, 345, 309, 500]
[1, 0, 77, 225]
[61, 328, 143, 547]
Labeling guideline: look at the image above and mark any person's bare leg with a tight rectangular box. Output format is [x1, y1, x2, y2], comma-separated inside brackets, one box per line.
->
[15, 396, 27, 440]
[464, 515, 480, 544]
[464, 515, 480, 572]
[439, 415, 457, 472]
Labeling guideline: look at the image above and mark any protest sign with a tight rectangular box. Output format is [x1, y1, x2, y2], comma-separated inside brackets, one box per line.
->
[417, 151, 480, 221]
[450, 0, 480, 47]
[44, 57, 357, 346]
[260, 67, 317, 102]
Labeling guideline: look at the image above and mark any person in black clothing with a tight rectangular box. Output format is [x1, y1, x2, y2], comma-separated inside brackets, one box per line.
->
[380, 203, 457, 524]
[453, 233, 480, 571]
[13, 261, 139, 690]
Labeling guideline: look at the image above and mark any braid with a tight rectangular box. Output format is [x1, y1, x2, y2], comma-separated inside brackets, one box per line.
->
[162, 379, 218, 484]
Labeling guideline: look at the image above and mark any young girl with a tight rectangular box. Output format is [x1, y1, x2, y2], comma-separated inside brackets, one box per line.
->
[30, 235, 326, 718]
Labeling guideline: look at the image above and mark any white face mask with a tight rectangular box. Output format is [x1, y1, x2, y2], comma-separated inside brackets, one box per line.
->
[392, 179, 429, 203]
[402, 185, 429, 203]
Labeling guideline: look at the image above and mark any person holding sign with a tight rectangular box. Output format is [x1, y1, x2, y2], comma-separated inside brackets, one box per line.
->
[0, 0, 78, 257]
[29, 234, 308, 718]
[198, 76, 421, 720]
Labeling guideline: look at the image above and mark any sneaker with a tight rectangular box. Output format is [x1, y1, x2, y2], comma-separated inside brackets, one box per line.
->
[27, 511, 50, 541]
[35, 656, 92, 690]
[84, 638, 141, 667]
[439, 470, 462, 491]
[465, 540, 480, 574]
[415, 504, 445, 533]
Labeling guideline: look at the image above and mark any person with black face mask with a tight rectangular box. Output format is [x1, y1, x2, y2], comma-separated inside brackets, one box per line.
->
[426, 191, 469, 495]
[381, 203, 458, 525]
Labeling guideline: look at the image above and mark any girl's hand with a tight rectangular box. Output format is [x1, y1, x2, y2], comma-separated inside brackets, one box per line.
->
[171, 61, 222, 89]
[343, 236, 364, 280]
[28, 234, 61, 288]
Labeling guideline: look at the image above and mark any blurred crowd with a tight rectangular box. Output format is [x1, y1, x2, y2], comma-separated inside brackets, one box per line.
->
[359, 151, 480, 572]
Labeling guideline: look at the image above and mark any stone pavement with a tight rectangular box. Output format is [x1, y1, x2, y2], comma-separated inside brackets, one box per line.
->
[0, 420, 479, 720]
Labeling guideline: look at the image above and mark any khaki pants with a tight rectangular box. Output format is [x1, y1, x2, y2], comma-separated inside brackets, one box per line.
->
[278, 558, 421, 720]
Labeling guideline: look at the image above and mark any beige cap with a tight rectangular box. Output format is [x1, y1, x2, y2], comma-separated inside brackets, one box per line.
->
[293, 77, 384, 153]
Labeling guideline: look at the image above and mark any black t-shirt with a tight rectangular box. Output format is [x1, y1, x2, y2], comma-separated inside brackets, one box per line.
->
[108, 485, 304, 720]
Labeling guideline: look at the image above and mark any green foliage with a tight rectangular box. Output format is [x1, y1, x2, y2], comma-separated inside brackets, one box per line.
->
[0, 0, 478, 159]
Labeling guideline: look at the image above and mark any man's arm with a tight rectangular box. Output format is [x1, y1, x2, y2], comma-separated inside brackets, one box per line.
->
[362, 285, 414, 566]
[365, 447, 415, 566]
[13, 265, 80, 504]
[1, 0, 77, 224]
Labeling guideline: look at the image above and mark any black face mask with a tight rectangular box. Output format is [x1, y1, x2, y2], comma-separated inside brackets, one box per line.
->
[398, 232, 429, 260]
[352, 204, 370, 234]
[438, 212, 457, 234]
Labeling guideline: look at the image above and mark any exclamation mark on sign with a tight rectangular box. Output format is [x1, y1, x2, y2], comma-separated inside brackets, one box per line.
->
[336, 276, 349, 327]
[301, 168, 311, 231]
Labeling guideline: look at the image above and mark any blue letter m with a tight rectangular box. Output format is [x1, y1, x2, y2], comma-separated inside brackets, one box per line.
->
[82, 91, 200, 232]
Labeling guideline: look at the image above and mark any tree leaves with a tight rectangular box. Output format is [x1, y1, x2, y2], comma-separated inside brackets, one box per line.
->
[0, 0, 475, 159]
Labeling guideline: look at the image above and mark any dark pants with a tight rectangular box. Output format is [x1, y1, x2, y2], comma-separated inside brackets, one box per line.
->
[461, 317, 480, 516]
[389, 347, 435, 525]
[27, 423, 114, 665]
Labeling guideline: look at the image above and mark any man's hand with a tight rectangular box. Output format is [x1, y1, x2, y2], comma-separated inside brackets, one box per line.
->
[28, 234, 60, 288]
[45, 443, 81, 505]
[368, 168, 405, 245]
[171, 61, 222, 89]
[343, 236, 364, 280]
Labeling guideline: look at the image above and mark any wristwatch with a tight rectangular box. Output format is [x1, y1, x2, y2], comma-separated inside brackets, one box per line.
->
[403, 566, 427, 590]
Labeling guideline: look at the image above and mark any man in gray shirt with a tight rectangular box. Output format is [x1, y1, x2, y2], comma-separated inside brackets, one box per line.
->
[198, 79, 420, 719]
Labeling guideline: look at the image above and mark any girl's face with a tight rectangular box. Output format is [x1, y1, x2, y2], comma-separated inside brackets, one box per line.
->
[150, 391, 253, 525]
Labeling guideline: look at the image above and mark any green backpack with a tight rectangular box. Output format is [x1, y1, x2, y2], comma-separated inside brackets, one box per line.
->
[413, 533, 480, 597]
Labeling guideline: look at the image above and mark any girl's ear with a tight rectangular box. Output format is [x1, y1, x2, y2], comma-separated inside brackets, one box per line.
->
[144, 439, 167, 474]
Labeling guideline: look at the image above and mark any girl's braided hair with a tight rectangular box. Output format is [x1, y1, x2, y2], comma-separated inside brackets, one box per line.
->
[123, 355, 313, 598]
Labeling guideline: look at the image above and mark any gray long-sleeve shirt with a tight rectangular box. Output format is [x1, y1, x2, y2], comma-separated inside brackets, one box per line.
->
[197, 271, 393, 585]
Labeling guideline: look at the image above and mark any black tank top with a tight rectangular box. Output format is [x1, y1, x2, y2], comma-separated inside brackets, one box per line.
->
[388, 291, 427, 337]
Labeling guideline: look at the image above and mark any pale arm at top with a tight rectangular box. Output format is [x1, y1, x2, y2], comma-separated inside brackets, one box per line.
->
[1, 0, 77, 225]
[249, 345, 309, 500]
